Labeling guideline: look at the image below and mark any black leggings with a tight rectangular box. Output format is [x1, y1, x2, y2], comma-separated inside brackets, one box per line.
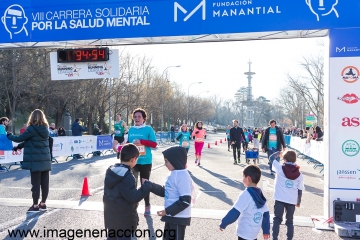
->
[232, 142, 241, 160]
[30, 171, 49, 205]
[132, 164, 152, 206]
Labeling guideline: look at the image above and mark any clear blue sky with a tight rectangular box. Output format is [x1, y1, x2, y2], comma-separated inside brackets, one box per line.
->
[122, 37, 326, 102]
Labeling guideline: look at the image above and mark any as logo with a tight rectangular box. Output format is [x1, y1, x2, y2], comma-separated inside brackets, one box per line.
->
[342, 66, 359, 83]
[342, 117, 360, 127]
[174, 0, 206, 22]
[338, 94, 360, 104]
[342, 140, 360, 157]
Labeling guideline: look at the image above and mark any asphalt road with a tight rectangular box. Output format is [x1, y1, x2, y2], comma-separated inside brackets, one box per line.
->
[0, 133, 348, 240]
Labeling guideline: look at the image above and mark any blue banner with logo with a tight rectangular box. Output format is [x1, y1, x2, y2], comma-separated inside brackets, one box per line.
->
[96, 135, 113, 150]
[1, 0, 360, 44]
[330, 28, 360, 58]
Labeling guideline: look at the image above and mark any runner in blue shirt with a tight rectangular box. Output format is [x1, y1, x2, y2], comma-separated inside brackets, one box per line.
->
[127, 108, 157, 216]
[176, 124, 191, 153]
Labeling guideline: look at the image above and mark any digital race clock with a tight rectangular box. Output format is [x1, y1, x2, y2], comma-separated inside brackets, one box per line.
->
[57, 48, 109, 63]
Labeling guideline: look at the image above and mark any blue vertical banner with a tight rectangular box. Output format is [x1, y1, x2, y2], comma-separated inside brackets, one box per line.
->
[1, 0, 360, 44]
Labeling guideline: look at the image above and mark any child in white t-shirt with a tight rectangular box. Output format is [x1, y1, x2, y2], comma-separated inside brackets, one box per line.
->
[143, 146, 192, 240]
[271, 150, 304, 240]
[219, 165, 270, 240]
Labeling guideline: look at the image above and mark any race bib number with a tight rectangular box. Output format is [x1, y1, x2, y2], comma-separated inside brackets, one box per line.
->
[115, 130, 121, 134]
[182, 141, 189, 147]
[137, 145, 146, 156]
[196, 138, 204, 142]
[269, 135, 277, 142]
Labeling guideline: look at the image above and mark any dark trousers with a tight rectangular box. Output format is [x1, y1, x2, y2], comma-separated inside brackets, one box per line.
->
[227, 139, 231, 150]
[132, 164, 152, 206]
[243, 142, 249, 151]
[30, 171, 50, 205]
[164, 222, 186, 240]
[232, 142, 241, 160]
[238, 237, 256, 240]
[267, 147, 279, 172]
[272, 200, 296, 240]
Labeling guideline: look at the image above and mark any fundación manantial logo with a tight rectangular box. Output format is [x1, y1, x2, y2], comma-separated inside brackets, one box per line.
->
[174, 0, 205, 22]
[305, 0, 339, 21]
[1, 4, 28, 39]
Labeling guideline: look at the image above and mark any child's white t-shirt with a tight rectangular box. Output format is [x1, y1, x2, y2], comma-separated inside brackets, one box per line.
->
[164, 169, 192, 218]
[233, 190, 269, 239]
[273, 161, 305, 205]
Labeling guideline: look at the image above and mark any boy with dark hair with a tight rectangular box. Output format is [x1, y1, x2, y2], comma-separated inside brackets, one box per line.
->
[144, 146, 193, 240]
[271, 150, 304, 240]
[103, 143, 152, 240]
[220, 165, 270, 240]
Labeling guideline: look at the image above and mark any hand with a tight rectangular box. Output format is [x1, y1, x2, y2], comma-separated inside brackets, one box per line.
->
[219, 227, 224, 231]
[231, 141, 235, 144]
[99, 129, 102, 132]
[141, 178, 148, 184]
[133, 139, 141, 145]
[12, 146, 18, 151]
[262, 148, 265, 153]
[296, 204, 300, 208]
[263, 234, 270, 239]
[157, 210, 166, 216]
[6, 131, 12, 137]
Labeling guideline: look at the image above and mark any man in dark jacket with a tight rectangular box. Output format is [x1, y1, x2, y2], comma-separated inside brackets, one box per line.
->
[230, 120, 246, 164]
[103, 143, 152, 240]
[262, 119, 286, 175]
[71, 118, 87, 136]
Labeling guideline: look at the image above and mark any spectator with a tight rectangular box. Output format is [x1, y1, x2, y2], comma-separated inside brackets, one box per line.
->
[57, 126, 66, 136]
[71, 118, 87, 159]
[20, 124, 27, 134]
[48, 123, 58, 137]
[7, 109, 51, 213]
[0, 117, 10, 170]
[170, 125, 175, 142]
[93, 124, 102, 135]
[0, 117, 9, 135]
[71, 118, 87, 136]
[315, 126, 323, 141]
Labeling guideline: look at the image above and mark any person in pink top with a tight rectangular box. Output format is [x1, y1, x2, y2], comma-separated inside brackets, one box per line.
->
[191, 121, 207, 166]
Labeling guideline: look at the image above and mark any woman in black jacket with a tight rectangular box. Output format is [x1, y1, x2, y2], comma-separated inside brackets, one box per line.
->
[7, 109, 51, 213]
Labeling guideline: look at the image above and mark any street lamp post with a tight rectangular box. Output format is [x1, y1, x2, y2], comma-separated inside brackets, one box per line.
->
[187, 82, 202, 125]
[161, 65, 181, 132]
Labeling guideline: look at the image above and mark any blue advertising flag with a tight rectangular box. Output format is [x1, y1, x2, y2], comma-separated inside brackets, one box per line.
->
[96, 135, 113, 151]
[0, 0, 360, 44]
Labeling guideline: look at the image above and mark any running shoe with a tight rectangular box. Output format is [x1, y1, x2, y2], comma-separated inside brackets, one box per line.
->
[238, 158, 241, 164]
[197, 161, 200, 166]
[27, 205, 39, 213]
[38, 203, 47, 211]
[195, 159, 198, 165]
[144, 205, 151, 216]
[233, 160, 237, 165]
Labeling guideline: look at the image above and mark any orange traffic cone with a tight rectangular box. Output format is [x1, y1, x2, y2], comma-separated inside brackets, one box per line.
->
[220, 139, 223, 143]
[208, 143, 211, 148]
[81, 177, 91, 196]
[215, 141, 218, 145]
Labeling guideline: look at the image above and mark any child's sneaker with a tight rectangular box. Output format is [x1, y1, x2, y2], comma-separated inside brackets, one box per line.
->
[27, 205, 39, 213]
[116, 152, 120, 159]
[38, 203, 47, 211]
[144, 205, 151, 216]
[197, 161, 201, 166]
[195, 159, 198, 165]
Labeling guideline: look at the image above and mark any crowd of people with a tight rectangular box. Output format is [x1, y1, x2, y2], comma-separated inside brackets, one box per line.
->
[284, 126, 324, 142]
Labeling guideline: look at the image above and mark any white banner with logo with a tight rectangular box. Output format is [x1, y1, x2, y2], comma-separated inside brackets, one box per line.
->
[0, 135, 111, 164]
[289, 137, 325, 164]
[327, 29, 360, 218]
[50, 49, 119, 80]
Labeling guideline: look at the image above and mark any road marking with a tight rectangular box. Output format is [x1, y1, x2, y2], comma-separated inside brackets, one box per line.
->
[0, 198, 314, 226]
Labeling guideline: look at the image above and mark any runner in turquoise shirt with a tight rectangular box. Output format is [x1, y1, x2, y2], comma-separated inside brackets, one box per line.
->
[127, 108, 157, 216]
[176, 124, 191, 153]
